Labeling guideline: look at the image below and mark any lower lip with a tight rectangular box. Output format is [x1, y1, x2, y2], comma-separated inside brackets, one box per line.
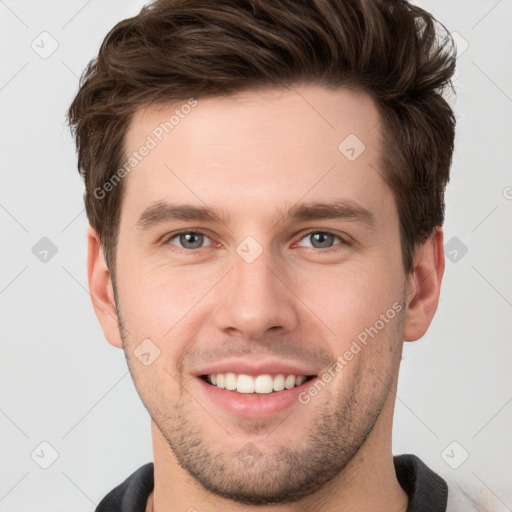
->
[196, 376, 318, 418]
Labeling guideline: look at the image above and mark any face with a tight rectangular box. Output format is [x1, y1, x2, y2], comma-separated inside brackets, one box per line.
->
[93, 85, 423, 505]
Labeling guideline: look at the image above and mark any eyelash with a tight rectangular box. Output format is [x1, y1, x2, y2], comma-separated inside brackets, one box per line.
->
[163, 229, 350, 253]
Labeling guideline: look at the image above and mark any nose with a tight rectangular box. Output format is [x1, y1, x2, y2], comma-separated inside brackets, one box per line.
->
[212, 247, 300, 340]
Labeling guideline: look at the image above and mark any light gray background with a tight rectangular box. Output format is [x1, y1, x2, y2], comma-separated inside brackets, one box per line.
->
[1, 0, 511, 510]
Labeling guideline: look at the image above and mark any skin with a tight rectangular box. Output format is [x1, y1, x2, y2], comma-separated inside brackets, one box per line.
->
[87, 84, 445, 512]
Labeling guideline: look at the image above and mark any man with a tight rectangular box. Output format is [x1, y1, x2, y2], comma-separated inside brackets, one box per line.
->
[67, 0, 466, 510]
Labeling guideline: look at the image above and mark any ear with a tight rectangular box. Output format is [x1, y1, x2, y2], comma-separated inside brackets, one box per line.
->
[402, 226, 445, 342]
[87, 226, 123, 348]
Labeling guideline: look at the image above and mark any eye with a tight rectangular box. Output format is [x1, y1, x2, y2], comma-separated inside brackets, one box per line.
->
[163, 230, 348, 252]
[296, 230, 346, 250]
[166, 231, 213, 250]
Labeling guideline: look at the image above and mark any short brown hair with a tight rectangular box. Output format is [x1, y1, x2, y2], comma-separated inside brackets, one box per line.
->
[67, 0, 456, 279]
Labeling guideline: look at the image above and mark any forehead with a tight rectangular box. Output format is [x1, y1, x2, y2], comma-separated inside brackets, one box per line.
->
[120, 85, 393, 228]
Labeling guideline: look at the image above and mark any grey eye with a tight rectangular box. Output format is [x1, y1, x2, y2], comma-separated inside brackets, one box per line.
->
[299, 232, 341, 249]
[169, 232, 211, 249]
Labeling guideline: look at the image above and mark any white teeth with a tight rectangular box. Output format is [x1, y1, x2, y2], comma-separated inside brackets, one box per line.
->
[254, 375, 273, 394]
[225, 372, 237, 391]
[237, 374, 256, 393]
[205, 373, 311, 393]
[273, 374, 285, 391]
[284, 375, 296, 389]
[295, 375, 306, 386]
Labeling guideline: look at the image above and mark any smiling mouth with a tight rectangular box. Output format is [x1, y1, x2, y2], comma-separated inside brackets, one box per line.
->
[199, 373, 316, 394]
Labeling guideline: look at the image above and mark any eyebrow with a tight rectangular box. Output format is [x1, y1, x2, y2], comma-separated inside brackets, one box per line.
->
[136, 199, 376, 231]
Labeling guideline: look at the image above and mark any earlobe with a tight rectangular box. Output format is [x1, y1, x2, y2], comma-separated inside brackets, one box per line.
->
[402, 227, 445, 342]
[87, 226, 123, 348]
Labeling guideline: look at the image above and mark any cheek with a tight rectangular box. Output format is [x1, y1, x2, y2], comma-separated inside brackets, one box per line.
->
[117, 259, 221, 341]
[293, 258, 403, 339]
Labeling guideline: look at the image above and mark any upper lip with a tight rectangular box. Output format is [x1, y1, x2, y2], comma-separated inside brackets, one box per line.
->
[194, 359, 319, 377]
